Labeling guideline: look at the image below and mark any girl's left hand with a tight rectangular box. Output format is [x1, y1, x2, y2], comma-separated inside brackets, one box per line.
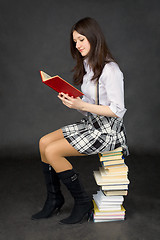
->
[58, 92, 84, 110]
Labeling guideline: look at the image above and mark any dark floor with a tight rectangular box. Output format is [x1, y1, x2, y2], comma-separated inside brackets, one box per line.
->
[0, 151, 160, 240]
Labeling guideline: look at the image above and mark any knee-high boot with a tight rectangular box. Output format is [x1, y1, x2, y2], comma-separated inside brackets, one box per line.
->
[57, 169, 93, 224]
[31, 162, 65, 220]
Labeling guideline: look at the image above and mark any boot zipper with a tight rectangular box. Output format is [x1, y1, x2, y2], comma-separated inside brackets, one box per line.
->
[49, 165, 54, 192]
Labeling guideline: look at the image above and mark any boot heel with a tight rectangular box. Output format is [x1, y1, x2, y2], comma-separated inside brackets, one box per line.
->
[87, 209, 94, 222]
[56, 205, 63, 215]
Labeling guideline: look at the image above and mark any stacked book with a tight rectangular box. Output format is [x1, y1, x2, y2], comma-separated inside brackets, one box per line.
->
[93, 147, 129, 223]
[93, 190, 126, 222]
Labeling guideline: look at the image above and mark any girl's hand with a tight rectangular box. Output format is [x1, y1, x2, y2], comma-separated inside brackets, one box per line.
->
[58, 92, 118, 117]
[58, 92, 84, 110]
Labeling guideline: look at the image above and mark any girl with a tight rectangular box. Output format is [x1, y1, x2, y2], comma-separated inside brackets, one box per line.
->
[32, 17, 128, 224]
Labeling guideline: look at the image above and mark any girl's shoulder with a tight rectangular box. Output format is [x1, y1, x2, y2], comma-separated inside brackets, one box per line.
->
[103, 61, 122, 73]
[100, 61, 124, 82]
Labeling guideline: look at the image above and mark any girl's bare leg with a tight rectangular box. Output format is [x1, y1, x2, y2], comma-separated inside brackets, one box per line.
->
[38, 129, 92, 225]
[39, 128, 85, 171]
[31, 129, 66, 220]
[43, 138, 93, 225]
[39, 129, 64, 163]
[44, 138, 85, 172]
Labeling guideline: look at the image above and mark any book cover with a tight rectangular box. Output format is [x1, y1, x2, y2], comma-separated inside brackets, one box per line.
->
[103, 190, 128, 196]
[40, 71, 84, 98]
[93, 201, 126, 214]
[100, 147, 123, 156]
[93, 201, 125, 222]
[93, 219, 125, 222]
[93, 192, 124, 210]
[93, 190, 124, 202]
[101, 184, 129, 191]
[104, 164, 128, 173]
[99, 154, 124, 161]
[101, 159, 124, 166]
[99, 167, 128, 180]
[101, 152, 123, 157]
[93, 199, 122, 211]
[102, 170, 128, 176]
[93, 171, 130, 185]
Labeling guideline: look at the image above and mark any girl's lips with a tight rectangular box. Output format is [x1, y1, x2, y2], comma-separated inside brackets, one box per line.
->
[79, 49, 84, 52]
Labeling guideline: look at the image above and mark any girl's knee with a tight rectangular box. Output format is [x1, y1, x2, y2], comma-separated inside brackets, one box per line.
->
[39, 136, 47, 152]
[44, 144, 57, 162]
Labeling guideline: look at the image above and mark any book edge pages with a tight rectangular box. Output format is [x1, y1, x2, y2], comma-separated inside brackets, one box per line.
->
[40, 71, 52, 81]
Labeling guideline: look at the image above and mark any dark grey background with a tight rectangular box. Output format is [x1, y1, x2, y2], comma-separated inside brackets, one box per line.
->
[1, 1, 160, 239]
[0, 0, 160, 155]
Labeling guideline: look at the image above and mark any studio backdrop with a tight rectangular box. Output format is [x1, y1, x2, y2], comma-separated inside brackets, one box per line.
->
[0, 0, 159, 156]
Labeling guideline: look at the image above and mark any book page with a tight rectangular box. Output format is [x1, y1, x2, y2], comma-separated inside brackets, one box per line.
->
[41, 71, 51, 81]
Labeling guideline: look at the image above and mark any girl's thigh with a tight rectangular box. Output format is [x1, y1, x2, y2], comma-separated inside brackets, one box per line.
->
[40, 129, 64, 147]
[46, 138, 86, 158]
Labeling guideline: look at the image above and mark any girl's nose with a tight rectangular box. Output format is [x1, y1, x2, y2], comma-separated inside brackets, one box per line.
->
[76, 41, 80, 49]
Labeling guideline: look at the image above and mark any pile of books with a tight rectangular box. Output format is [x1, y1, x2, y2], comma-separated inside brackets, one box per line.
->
[93, 147, 129, 223]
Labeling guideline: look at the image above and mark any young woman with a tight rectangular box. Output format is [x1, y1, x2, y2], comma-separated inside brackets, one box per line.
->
[32, 17, 128, 224]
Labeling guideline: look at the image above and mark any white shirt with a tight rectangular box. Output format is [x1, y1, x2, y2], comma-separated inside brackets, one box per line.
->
[80, 59, 127, 118]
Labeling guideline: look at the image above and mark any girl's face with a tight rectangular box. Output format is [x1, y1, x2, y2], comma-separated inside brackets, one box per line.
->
[73, 30, 91, 57]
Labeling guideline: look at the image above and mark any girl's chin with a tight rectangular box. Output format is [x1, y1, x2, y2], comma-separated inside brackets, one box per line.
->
[81, 52, 88, 57]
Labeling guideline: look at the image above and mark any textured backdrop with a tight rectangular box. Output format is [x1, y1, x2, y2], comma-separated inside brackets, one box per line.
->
[0, 0, 159, 155]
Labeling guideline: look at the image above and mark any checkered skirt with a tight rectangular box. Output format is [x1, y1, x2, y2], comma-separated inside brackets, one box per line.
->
[62, 113, 129, 156]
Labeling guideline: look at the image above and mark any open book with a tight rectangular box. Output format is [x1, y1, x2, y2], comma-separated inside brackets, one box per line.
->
[40, 71, 83, 98]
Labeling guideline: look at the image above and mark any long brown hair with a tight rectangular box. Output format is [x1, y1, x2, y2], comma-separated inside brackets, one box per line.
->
[70, 17, 115, 85]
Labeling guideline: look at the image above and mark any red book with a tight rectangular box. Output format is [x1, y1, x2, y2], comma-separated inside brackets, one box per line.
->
[40, 71, 83, 98]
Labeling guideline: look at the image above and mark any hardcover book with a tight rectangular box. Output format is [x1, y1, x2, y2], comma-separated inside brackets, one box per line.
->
[40, 71, 84, 98]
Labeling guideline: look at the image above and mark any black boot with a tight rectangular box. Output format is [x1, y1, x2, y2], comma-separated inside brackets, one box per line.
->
[31, 162, 65, 220]
[57, 169, 93, 224]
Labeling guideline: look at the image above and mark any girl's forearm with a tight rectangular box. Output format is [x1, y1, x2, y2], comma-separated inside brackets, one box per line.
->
[81, 102, 118, 117]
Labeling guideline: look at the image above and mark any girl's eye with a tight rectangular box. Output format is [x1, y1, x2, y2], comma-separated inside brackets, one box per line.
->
[80, 39, 84, 42]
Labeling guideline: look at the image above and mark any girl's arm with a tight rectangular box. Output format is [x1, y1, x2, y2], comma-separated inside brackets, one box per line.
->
[58, 93, 118, 117]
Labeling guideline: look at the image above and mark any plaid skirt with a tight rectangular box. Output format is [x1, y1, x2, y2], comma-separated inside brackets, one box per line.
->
[62, 113, 129, 156]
